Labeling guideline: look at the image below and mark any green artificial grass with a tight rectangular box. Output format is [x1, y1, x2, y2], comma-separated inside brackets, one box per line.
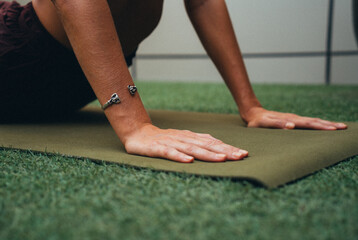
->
[1, 83, 358, 240]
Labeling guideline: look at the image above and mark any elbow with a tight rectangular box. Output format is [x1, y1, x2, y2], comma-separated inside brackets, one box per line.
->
[185, 0, 224, 14]
[50, 0, 79, 12]
[185, 0, 209, 10]
[184, 0, 219, 10]
[50, 0, 68, 8]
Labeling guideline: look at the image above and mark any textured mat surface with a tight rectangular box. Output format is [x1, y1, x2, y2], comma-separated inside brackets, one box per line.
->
[1, 107, 357, 188]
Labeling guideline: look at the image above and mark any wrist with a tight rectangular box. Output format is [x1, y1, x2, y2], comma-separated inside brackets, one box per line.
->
[239, 105, 263, 123]
[120, 122, 154, 145]
[111, 114, 152, 144]
[238, 100, 262, 120]
[104, 101, 152, 144]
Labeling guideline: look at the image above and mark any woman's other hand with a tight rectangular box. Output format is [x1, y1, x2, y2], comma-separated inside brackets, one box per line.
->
[242, 107, 347, 130]
[123, 124, 248, 163]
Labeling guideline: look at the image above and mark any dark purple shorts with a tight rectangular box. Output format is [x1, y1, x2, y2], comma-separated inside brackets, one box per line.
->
[0, 1, 136, 121]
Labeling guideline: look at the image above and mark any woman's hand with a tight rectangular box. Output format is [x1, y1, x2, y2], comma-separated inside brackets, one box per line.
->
[123, 124, 248, 163]
[242, 107, 347, 130]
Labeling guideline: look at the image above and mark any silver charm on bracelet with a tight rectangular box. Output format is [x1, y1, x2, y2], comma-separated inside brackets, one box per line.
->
[127, 85, 137, 95]
[102, 93, 121, 110]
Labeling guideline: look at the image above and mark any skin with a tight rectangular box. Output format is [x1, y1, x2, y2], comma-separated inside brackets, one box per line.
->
[32, 0, 347, 163]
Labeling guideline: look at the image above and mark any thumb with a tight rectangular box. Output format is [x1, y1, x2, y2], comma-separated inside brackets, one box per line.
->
[284, 122, 295, 129]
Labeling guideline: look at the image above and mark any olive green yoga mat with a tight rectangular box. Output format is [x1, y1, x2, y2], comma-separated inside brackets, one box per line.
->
[0, 106, 357, 188]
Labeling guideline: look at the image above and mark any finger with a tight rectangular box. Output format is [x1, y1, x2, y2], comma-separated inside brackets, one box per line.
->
[292, 119, 337, 130]
[150, 144, 194, 163]
[162, 139, 227, 162]
[195, 133, 217, 140]
[284, 116, 347, 130]
[314, 119, 347, 129]
[203, 139, 248, 160]
[171, 134, 248, 160]
[334, 122, 348, 129]
[312, 118, 347, 130]
[286, 117, 338, 130]
[312, 118, 337, 125]
[174, 130, 218, 141]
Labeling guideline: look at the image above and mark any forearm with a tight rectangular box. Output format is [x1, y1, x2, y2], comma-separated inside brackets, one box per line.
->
[52, 0, 151, 143]
[185, 0, 261, 117]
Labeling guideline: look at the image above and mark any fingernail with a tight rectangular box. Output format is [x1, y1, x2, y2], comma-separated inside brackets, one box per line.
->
[285, 122, 295, 129]
[232, 152, 242, 158]
[216, 154, 226, 160]
[327, 126, 336, 130]
[337, 123, 346, 127]
[184, 156, 193, 162]
[240, 150, 248, 155]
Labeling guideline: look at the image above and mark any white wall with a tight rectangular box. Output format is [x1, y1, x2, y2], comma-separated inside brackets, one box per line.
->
[331, 0, 358, 84]
[7, 0, 358, 84]
[6, 0, 28, 4]
[135, 0, 358, 84]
